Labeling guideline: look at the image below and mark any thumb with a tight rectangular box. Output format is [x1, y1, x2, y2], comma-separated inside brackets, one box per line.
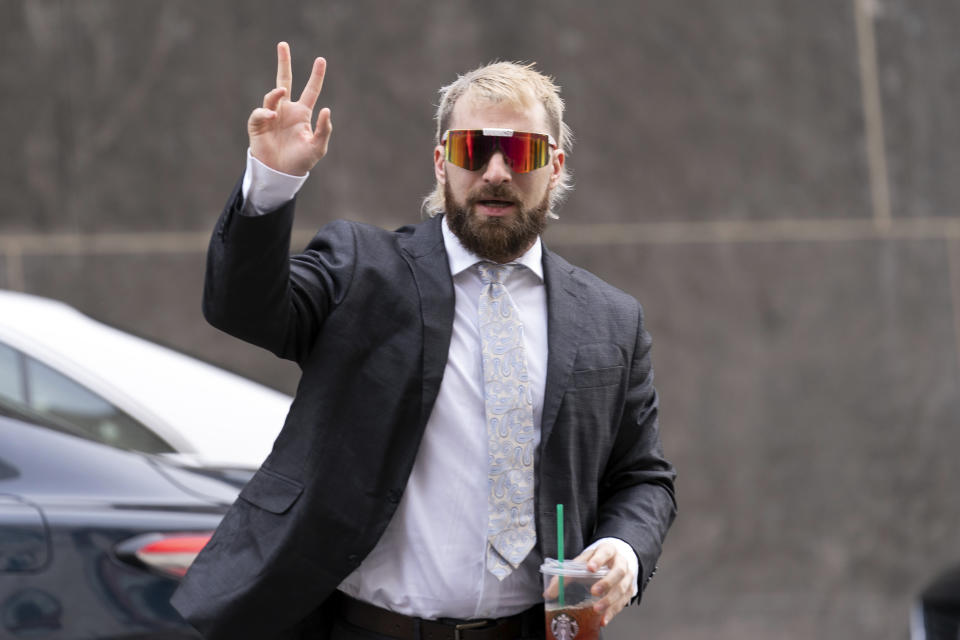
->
[313, 107, 333, 152]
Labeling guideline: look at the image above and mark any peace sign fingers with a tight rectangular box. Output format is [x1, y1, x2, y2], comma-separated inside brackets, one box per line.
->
[250, 41, 333, 176]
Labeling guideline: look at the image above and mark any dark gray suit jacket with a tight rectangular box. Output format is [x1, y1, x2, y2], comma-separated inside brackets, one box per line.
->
[171, 182, 677, 640]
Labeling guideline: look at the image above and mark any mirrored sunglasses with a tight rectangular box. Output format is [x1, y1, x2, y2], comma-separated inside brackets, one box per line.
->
[442, 128, 557, 173]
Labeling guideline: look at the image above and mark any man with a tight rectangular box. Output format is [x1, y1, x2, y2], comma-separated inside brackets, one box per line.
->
[172, 42, 676, 640]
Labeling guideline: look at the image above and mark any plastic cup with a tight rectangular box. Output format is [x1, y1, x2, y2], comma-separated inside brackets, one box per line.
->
[540, 559, 609, 640]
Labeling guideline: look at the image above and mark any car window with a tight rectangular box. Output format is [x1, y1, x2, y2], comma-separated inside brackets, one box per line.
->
[0, 343, 25, 403]
[23, 358, 175, 454]
[0, 340, 174, 454]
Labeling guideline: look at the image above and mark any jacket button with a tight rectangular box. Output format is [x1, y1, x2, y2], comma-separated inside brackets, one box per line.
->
[387, 489, 402, 504]
[347, 554, 359, 565]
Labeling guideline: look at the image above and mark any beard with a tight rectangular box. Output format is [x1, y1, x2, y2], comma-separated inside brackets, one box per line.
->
[444, 181, 550, 264]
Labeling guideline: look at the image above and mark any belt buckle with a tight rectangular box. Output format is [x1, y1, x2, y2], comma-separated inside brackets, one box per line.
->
[454, 620, 490, 640]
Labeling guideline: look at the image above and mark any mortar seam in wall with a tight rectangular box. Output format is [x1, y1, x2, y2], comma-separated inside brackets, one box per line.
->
[4, 248, 25, 292]
[946, 240, 960, 384]
[853, 0, 893, 231]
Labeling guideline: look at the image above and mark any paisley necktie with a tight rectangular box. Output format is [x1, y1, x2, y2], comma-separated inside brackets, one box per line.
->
[477, 262, 536, 580]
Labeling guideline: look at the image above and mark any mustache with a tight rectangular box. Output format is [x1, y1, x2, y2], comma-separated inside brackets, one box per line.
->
[466, 183, 522, 206]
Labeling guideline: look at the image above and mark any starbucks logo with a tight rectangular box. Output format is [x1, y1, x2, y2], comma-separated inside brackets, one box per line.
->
[551, 613, 579, 640]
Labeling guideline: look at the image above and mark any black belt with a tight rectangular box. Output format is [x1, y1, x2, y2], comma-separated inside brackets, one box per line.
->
[337, 593, 542, 640]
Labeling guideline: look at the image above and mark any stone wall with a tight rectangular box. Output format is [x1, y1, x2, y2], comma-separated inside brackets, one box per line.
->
[3, 1, 959, 637]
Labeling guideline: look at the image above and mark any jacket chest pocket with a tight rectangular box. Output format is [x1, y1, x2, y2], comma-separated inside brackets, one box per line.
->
[572, 343, 625, 389]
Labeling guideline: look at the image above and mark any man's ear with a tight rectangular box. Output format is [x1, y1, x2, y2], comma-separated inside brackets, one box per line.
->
[548, 149, 565, 189]
[434, 146, 446, 184]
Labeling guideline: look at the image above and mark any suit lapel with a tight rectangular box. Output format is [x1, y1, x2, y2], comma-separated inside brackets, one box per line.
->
[398, 215, 455, 429]
[540, 247, 586, 449]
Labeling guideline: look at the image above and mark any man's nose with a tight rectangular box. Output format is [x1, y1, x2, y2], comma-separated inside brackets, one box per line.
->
[481, 151, 512, 183]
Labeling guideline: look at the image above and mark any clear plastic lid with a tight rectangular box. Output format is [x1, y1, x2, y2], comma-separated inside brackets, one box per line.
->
[539, 558, 610, 578]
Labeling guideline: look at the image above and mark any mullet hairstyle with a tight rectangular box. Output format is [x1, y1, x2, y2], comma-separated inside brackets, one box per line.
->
[422, 61, 574, 219]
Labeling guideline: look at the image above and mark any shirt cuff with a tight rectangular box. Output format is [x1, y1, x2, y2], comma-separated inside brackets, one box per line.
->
[241, 148, 309, 216]
[585, 537, 640, 598]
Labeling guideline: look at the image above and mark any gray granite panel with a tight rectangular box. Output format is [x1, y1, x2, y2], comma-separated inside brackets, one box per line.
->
[0, 0, 61, 232]
[555, 238, 960, 639]
[2, 0, 870, 234]
[2, 1, 234, 233]
[875, 0, 960, 218]
[20, 251, 300, 395]
[538, 1, 871, 224]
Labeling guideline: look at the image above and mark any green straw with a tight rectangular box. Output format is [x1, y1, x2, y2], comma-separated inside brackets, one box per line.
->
[557, 503, 565, 607]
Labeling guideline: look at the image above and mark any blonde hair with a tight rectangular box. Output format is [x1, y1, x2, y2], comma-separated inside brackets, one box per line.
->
[422, 61, 573, 218]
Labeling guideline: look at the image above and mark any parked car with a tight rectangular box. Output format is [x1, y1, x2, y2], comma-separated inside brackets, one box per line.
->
[911, 565, 960, 640]
[0, 401, 237, 638]
[0, 290, 291, 470]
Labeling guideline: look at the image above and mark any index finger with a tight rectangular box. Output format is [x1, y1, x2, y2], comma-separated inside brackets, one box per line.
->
[276, 41, 293, 95]
[590, 565, 626, 598]
[574, 545, 614, 572]
[298, 57, 327, 109]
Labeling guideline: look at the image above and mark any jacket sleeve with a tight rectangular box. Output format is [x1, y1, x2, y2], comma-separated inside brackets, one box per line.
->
[201, 179, 357, 364]
[593, 301, 677, 602]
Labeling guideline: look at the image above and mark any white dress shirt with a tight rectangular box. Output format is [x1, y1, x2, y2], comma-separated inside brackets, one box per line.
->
[240, 151, 637, 619]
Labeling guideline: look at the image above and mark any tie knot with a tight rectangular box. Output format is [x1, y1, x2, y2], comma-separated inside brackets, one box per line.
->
[477, 262, 515, 286]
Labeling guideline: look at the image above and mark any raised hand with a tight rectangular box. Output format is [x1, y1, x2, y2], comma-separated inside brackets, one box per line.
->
[247, 42, 333, 176]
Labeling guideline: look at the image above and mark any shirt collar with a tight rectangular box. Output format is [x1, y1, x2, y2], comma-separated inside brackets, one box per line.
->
[441, 215, 544, 281]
